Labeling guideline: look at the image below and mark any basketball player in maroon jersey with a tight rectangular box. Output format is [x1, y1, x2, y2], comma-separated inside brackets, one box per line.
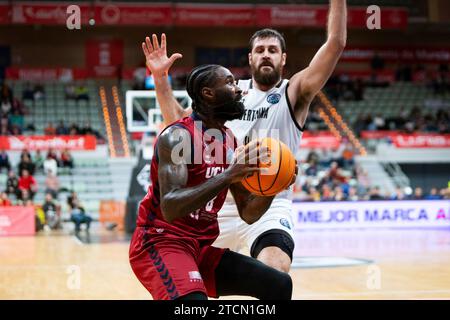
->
[129, 65, 293, 300]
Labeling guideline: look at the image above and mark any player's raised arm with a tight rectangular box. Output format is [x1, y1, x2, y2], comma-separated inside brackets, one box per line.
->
[158, 127, 261, 224]
[288, 0, 347, 127]
[142, 33, 192, 125]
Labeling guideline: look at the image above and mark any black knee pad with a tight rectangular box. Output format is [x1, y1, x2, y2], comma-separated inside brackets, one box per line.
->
[250, 229, 295, 261]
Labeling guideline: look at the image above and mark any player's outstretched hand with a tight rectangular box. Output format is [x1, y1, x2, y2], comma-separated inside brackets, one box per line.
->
[142, 33, 182, 78]
[225, 141, 271, 184]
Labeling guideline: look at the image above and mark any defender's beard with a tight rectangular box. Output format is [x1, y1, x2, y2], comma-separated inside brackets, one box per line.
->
[251, 62, 282, 87]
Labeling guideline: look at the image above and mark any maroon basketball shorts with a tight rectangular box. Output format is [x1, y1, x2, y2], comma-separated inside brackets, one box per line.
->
[129, 227, 226, 300]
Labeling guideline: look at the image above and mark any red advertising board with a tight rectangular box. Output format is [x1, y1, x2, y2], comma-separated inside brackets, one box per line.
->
[0, 206, 35, 236]
[174, 4, 255, 26]
[256, 5, 407, 29]
[86, 40, 123, 78]
[341, 46, 450, 63]
[0, 3, 9, 24]
[301, 132, 341, 149]
[5, 67, 88, 81]
[11, 2, 90, 25]
[93, 3, 172, 26]
[0, 3, 410, 29]
[0, 135, 97, 151]
[392, 134, 450, 148]
[361, 131, 450, 148]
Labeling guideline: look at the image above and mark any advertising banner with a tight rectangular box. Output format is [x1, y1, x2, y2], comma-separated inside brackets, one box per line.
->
[174, 4, 254, 27]
[11, 2, 90, 25]
[341, 46, 450, 63]
[93, 3, 172, 26]
[0, 3, 9, 24]
[361, 131, 450, 148]
[0, 135, 97, 151]
[301, 132, 341, 149]
[86, 40, 123, 78]
[5, 67, 87, 81]
[292, 200, 450, 230]
[0, 206, 35, 236]
[256, 5, 407, 29]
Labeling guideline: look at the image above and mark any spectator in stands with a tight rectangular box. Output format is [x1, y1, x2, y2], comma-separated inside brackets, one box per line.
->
[321, 184, 334, 201]
[45, 172, 60, 198]
[55, 120, 68, 135]
[368, 186, 384, 200]
[306, 186, 321, 202]
[373, 113, 386, 130]
[33, 150, 44, 172]
[42, 193, 62, 230]
[70, 198, 92, 233]
[80, 121, 94, 135]
[347, 187, 359, 201]
[1, 96, 12, 115]
[133, 66, 146, 90]
[6, 170, 19, 199]
[22, 82, 34, 101]
[33, 83, 45, 101]
[67, 191, 78, 210]
[391, 187, 406, 200]
[440, 187, 450, 199]
[341, 144, 355, 169]
[60, 149, 74, 168]
[328, 161, 345, 183]
[18, 169, 38, 200]
[18, 154, 35, 176]
[0, 192, 12, 206]
[68, 123, 80, 135]
[18, 189, 32, 205]
[46, 148, 58, 161]
[425, 187, 443, 200]
[44, 122, 56, 135]
[10, 124, 22, 135]
[43, 153, 58, 176]
[75, 83, 89, 101]
[412, 187, 424, 200]
[0, 115, 10, 135]
[333, 186, 347, 201]
[1, 83, 12, 103]
[64, 83, 77, 100]
[0, 149, 11, 172]
[9, 109, 25, 132]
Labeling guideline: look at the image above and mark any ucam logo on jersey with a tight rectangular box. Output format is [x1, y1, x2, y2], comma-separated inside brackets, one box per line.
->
[292, 200, 450, 230]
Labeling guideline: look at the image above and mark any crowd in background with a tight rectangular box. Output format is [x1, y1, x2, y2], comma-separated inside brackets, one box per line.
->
[292, 144, 450, 202]
[0, 148, 92, 233]
[352, 106, 450, 136]
[1, 83, 27, 135]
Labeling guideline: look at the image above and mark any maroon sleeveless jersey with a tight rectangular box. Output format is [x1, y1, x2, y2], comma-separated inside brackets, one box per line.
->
[136, 114, 237, 246]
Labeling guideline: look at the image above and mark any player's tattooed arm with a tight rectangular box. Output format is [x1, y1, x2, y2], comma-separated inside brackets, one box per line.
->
[229, 183, 275, 225]
[287, 0, 347, 127]
[158, 126, 260, 223]
[142, 34, 192, 125]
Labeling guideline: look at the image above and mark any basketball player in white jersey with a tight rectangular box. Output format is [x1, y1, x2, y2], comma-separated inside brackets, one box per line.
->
[141, 0, 347, 272]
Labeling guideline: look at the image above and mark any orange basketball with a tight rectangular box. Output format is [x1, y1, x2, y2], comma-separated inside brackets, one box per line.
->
[242, 138, 296, 196]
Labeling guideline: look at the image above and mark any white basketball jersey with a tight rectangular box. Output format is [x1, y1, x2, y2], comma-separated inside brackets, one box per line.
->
[225, 78, 303, 200]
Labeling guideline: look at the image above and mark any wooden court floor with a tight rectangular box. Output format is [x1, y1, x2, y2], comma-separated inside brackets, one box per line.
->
[1, 227, 449, 300]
